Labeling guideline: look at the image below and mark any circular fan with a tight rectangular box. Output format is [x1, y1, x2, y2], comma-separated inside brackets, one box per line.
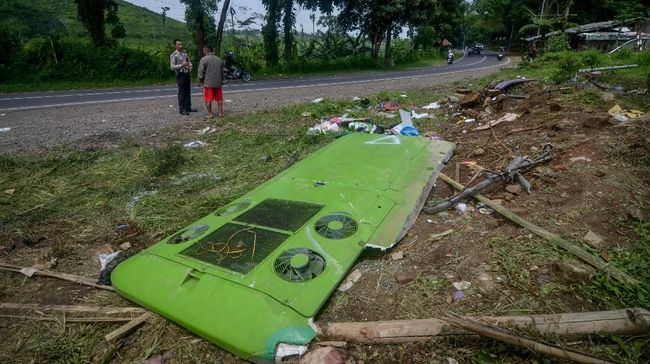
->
[214, 200, 251, 217]
[167, 224, 209, 244]
[314, 214, 358, 239]
[274, 248, 325, 282]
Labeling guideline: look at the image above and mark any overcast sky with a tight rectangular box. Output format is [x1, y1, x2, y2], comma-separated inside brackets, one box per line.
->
[127, 0, 325, 33]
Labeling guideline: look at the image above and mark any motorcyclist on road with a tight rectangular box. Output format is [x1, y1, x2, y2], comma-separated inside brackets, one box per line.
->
[224, 51, 240, 77]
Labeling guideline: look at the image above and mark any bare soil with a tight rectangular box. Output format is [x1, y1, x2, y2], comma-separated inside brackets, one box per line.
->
[1, 74, 649, 363]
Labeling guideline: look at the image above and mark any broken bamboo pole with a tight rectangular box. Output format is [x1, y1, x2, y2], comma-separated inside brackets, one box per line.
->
[104, 312, 154, 342]
[437, 173, 637, 285]
[0, 314, 136, 322]
[443, 313, 615, 364]
[0, 262, 115, 291]
[321, 308, 650, 344]
[0, 303, 146, 315]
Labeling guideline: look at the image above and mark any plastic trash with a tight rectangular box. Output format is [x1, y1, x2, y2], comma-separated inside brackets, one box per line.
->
[411, 110, 429, 119]
[400, 126, 420, 136]
[183, 141, 207, 148]
[99, 251, 121, 271]
[348, 122, 384, 134]
[422, 102, 440, 109]
[312, 97, 324, 103]
[0, 127, 10, 132]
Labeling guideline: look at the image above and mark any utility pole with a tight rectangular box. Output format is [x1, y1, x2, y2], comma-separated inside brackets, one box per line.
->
[230, 7, 236, 46]
[161, 6, 170, 43]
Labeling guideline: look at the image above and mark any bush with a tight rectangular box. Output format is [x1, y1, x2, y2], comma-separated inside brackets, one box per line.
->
[543, 33, 570, 53]
[4, 37, 171, 83]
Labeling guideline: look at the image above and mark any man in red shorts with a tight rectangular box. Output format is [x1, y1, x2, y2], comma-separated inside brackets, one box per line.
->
[197, 46, 224, 118]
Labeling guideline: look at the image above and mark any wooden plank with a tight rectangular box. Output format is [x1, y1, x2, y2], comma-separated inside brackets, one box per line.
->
[104, 312, 154, 342]
[0, 303, 146, 315]
[322, 309, 650, 343]
[0, 262, 115, 291]
[437, 173, 637, 285]
[0, 314, 135, 322]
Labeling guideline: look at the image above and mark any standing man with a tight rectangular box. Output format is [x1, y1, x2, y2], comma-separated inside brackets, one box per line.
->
[170, 39, 197, 115]
[198, 46, 224, 118]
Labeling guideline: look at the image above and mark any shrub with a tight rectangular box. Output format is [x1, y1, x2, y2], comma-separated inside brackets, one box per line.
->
[543, 33, 570, 53]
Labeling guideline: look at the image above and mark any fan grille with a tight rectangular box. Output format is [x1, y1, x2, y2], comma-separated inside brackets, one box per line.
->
[314, 214, 358, 239]
[274, 248, 325, 282]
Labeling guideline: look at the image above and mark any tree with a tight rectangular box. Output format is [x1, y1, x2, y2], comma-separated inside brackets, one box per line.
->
[282, 0, 296, 63]
[74, 0, 125, 47]
[180, 0, 217, 60]
[262, 0, 281, 66]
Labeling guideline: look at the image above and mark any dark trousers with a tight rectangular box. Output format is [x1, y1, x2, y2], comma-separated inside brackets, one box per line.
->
[176, 72, 191, 112]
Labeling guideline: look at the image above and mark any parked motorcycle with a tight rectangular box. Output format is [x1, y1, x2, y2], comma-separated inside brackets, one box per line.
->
[223, 66, 251, 83]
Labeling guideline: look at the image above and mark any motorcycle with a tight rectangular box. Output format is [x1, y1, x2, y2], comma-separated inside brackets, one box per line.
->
[497, 52, 504, 61]
[223, 65, 251, 83]
[447, 51, 454, 65]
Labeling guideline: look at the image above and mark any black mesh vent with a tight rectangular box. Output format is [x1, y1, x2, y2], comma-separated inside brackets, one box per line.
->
[214, 201, 251, 217]
[274, 248, 326, 282]
[181, 223, 289, 274]
[314, 214, 358, 239]
[234, 198, 324, 232]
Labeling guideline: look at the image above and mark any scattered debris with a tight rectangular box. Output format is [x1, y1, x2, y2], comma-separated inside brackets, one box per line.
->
[475, 112, 519, 131]
[443, 312, 616, 364]
[583, 230, 605, 249]
[300, 346, 347, 364]
[436, 173, 637, 285]
[104, 312, 154, 342]
[0, 127, 10, 132]
[144, 352, 172, 364]
[3, 188, 15, 195]
[312, 98, 324, 103]
[183, 140, 207, 148]
[429, 229, 453, 241]
[338, 269, 362, 292]
[302, 111, 313, 117]
[195, 126, 217, 135]
[555, 259, 596, 283]
[395, 272, 417, 284]
[321, 309, 650, 343]
[0, 261, 115, 291]
[424, 145, 554, 214]
[494, 78, 532, 91]
[389, 251, 404, 260]
[452, 281, 471, 291]
[569, 156, 591, 163]
[119, 242, 132, 251]
[275, 344, 309, 362]
[422, 102, 440, 109]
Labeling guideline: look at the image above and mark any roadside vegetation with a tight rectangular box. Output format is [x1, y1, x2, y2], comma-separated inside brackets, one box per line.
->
[1, 49, 649, 362]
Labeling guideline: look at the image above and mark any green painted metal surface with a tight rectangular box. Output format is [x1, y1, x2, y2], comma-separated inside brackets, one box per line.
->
[112, 133, 453, 361]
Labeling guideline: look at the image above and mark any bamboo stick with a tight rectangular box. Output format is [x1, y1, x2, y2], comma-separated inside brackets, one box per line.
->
[0, 262, 115, 291]
[443, 313, 615, 364]
[0, 303, 146, 315]
[437, 173, 637, 284]
[104, 312, 154, 342]
[0, 314, 135, 322]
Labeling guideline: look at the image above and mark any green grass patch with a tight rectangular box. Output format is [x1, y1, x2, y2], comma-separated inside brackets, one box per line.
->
[582, 222, 650, 309]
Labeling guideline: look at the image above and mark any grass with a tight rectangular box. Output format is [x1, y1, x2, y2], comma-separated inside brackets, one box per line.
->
[1, 50, 649, 363]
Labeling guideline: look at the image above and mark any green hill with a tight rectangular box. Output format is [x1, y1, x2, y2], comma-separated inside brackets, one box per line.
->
[0, 0, 189, 48]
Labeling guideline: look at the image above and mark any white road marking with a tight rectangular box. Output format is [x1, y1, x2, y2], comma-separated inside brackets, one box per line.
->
[0, 57, 508, 112]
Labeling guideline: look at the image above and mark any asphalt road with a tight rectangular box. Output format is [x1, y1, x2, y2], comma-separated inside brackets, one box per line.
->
[0, 53, 509, 112]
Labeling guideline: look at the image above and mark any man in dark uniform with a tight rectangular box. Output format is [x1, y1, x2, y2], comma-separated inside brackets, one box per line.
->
[170, 39, 197, 115]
